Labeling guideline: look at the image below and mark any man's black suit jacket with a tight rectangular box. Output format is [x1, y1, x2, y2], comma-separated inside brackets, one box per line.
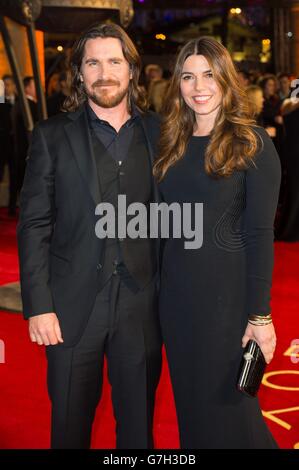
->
[17, 104, 161, 347]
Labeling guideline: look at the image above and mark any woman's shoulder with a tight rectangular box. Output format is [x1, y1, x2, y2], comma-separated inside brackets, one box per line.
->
[251, 124, 269, 142]
[247, 125, 281, 175]
[250, 125, 276, 155]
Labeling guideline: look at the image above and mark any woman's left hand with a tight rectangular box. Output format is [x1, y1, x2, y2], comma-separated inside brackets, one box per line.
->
[242, 322, 276, 364]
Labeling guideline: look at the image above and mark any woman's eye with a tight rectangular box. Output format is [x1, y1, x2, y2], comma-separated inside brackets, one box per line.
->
[182, 75, 193, 81]
[205, 73, 213, 78]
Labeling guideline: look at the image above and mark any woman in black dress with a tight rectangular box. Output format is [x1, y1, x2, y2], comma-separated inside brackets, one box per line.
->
[154, 37, 281, 449]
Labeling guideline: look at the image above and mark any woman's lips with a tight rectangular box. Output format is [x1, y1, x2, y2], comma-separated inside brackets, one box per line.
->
[192, 95, 212, 104]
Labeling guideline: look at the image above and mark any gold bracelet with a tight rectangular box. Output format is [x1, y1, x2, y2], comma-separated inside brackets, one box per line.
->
[248, 319, 273, 326]
[249, 313, 272, 321]
[248, 313, 272, 326]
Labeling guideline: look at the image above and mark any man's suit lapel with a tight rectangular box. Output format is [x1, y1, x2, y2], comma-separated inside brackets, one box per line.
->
[64, 105, 101, 205]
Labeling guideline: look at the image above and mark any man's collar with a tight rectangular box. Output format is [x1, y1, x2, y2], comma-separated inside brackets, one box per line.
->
[86, 102, 140, 126]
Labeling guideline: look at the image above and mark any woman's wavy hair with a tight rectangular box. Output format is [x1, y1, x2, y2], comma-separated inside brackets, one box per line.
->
[153, 36, 261, 181]
[63, 22, 148, 113]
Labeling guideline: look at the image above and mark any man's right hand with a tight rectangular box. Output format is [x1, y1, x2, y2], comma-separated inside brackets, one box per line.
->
[29, 313, 64, 346]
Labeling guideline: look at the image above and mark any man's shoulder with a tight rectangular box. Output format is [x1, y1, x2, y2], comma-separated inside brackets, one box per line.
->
[140, 110, 161, 137]
[141, 109, 161, 126]
[38, 106, 85, 131]
[37, 110, 73, 131]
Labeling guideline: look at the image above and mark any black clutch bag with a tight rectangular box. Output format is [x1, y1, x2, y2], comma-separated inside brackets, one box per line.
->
[237, 340, 267, 398]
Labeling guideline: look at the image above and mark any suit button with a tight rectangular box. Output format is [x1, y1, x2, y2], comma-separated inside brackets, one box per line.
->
[119, 171, 125, 176]
[119, 238, 124, 242]
[96, 263, 102, 271]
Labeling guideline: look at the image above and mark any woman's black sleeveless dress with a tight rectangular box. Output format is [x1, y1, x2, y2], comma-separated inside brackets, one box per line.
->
[158, 127, 281, 449]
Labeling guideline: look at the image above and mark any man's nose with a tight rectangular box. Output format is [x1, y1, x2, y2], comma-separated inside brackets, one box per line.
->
[98, 63, 110, 80]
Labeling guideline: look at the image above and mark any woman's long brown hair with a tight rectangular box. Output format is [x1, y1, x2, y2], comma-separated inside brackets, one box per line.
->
[63, 22, 148, 113]
[153, 37, 261, 181]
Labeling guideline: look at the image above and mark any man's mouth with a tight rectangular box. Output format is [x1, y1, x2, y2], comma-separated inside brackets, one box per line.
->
[93, 82, 119, 88]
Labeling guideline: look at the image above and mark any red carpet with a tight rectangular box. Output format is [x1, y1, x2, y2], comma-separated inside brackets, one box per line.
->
[0, 210, 19, 286]
[0, 208, 299, 449]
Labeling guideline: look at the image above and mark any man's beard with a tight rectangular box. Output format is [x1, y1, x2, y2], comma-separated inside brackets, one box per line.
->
[85, 79, 129, 108]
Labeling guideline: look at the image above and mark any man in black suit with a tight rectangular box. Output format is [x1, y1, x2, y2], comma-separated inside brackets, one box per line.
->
[17, 23, 162, 449]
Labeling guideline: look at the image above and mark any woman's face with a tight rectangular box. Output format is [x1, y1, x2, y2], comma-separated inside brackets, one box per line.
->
[180, 54, 222, 118]
[264, 79, 276, 96]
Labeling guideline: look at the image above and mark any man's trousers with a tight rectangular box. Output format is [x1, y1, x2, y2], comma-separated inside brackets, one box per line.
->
[46, 274, 162, 449]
